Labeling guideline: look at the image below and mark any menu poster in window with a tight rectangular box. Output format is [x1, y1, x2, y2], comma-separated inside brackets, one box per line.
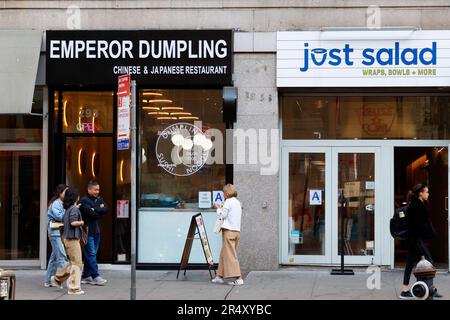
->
[198, 191, 212, 208]
[117, 200, 129, 219]
[344, 181, 361, 198]
[177, 213, 216, 280]
[195, 215, 214, 265]
[117, 74, 130, 150]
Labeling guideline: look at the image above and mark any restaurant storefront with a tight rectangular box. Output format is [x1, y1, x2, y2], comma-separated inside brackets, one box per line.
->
[46, 30, 235, 266]
[0, 30, 46, 268]
[277, 30, 450, 269]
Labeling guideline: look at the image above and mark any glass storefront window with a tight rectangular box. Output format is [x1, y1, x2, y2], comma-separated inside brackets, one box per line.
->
[288, 153, 326, 255]
[62, 92, 114, 133]
[338, 153, 375, 256]
[0, 151, 41, 260]
[282, 96, 450, 140]
[0, 87, 43, 142]
[139, 89, 225, 209]
[116, 148, 131, 262]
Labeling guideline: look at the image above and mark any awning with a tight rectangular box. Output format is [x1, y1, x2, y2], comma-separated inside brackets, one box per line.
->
[0, 30, 42, 114]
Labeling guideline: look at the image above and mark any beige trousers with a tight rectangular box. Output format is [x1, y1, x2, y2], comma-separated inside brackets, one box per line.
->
[218, 229, 241, 279]
[56, 238, 83, 292]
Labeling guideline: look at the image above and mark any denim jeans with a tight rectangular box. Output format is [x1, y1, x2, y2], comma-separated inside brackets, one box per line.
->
[82, 234, 100, 279]
[45, 236, 69, 284]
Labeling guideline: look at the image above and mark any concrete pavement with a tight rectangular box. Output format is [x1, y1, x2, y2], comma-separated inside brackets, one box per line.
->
[6, 266, 450, 300]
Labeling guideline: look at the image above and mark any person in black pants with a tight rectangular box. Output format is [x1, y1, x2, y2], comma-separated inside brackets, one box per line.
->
[399, 183, 442, 299]
[79, 180, 109, 286]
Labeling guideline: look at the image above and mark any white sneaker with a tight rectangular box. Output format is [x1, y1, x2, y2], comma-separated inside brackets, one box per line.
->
[227, 278, 244, 286]
[211, 276, 224, 284]
[67, 290, 85, 295]
[91, 276, 107, 286]
[50, 276, 63, 289]
[81, 276, 93, 284]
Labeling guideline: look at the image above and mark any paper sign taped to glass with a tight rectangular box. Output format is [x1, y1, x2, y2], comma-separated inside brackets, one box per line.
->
[344, 181, 361, 198]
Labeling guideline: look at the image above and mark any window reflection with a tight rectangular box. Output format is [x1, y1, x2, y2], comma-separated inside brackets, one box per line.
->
[282, 96, 450, 140]
[288, 153, 326, 255]
[62, 92, 113, 133]
[0, 87, 43, 142]
[139, 89, 225, 209]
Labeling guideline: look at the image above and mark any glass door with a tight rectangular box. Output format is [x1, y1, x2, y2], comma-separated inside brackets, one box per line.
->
[281, 147, 332, 264]
[65, 136, 113, 262]
[331, 147, 381, 265]
[0, 151, 41, 260]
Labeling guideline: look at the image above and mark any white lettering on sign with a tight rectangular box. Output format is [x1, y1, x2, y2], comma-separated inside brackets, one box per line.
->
[49, 39, 228, 60]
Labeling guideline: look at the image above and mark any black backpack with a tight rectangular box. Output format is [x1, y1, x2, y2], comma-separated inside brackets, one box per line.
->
[390, 204, 410, 240]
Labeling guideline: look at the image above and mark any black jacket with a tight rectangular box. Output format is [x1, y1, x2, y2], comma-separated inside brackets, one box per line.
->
[79, 195, 108, 236]
[407, 196, 436, 240]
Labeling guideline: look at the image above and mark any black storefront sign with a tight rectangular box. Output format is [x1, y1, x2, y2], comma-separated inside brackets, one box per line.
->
[46, 30, 233, 87]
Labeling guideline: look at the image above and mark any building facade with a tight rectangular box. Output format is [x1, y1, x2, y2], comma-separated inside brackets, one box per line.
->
[1, 1, 450, 271]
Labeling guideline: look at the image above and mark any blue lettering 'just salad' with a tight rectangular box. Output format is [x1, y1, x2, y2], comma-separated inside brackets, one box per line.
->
[299, 41, 437, 72]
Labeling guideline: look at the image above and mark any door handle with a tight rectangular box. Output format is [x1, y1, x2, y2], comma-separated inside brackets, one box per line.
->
[446, 196, 448, 211]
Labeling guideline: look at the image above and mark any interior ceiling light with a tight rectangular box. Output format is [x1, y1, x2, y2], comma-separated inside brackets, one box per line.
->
[143, 107, 160, 110]
[179, 116, 199, 120]
[157, 116, 178, 120]
[149, 99, 173, 103]
[171, 134, 185, 146]
[170, 112, 192, 116]
[182, 138, 193, 150]
[161, 106, 183, 111]
[193, 133, 206, 145]
[202, 139, 213, 151]
[142, 92, 163, 96]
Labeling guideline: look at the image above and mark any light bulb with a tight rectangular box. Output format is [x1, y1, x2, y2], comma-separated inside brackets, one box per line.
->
[182, 138, 193, 150]
[193, 133, 206, 145]
[202, 139, 213, 151]
[171, 134, 185, 146]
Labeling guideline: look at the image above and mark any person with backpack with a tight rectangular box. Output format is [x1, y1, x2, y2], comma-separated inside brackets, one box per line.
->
[399, 183, 442, 299]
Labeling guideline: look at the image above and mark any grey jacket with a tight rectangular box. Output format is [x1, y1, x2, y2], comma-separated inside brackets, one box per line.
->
[63, 205, 82, 239]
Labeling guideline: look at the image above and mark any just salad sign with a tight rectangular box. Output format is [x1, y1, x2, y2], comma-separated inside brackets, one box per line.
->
[46, 30, 232, 86]
[276, 30, 450, 87]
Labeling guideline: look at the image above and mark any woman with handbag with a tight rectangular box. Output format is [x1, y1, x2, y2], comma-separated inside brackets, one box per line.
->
[51, 187, 86, 295]
[44, 184, 70, 288]
[211, 184, 244, 286]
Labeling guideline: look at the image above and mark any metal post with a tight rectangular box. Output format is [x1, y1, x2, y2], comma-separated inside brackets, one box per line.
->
[331, 190, 354, 275]
[130, 80, 137, 300]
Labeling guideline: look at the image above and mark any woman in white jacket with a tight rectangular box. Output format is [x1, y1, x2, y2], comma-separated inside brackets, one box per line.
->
[212, 184, 244, 286]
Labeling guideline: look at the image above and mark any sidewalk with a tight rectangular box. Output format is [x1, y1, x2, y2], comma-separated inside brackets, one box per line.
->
[8, 267, 450, 300]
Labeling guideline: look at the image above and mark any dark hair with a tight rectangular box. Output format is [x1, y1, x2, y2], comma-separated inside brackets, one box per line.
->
[88, 180, 99, 188]
[63, 187, 79, 209]
[49, 184, 68, 206]
[407, 183, 428, 202]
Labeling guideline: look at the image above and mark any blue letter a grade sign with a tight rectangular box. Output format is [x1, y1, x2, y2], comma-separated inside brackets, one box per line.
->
[310, 190, 322, 205]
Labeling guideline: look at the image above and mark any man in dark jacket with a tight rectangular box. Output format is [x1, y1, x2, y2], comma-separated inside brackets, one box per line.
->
[79, 180, 108, 285]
